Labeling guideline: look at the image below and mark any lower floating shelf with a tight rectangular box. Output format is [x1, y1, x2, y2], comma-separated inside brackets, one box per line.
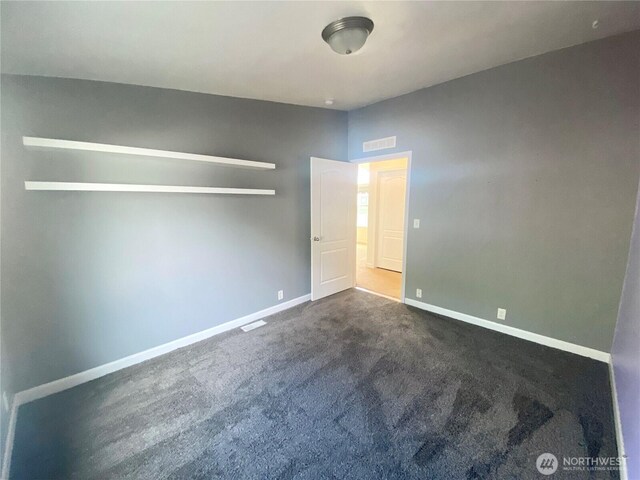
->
[24, 181, 275, 195]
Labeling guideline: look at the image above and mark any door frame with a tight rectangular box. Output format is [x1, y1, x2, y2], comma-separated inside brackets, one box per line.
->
[351, 151, 412, 303]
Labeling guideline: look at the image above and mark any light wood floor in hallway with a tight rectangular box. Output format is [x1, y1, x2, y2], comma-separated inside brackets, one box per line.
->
[356, 243, 402, 299]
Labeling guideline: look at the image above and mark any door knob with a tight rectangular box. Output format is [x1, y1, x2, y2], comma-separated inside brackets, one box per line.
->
[313, 236, 320, 241]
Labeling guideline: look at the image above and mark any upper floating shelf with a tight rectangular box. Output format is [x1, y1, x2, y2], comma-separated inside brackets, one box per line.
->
[25, 181, 275, 195]
[22, 136, 276, 170]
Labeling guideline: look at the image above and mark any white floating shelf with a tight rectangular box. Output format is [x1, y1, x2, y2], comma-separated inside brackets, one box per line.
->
[25, 181, 275, 195]
[23, 136, 276, 170]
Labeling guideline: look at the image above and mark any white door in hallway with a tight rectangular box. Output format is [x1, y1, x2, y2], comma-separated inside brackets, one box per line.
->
[310, 157, 357, 301]
[376, 169, 407, 272]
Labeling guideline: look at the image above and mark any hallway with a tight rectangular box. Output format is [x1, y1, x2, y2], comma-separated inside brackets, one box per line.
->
[356, 244, 402, 299]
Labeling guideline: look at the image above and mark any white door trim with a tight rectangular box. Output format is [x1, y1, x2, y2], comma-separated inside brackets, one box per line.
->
[351, 151, 412, 302]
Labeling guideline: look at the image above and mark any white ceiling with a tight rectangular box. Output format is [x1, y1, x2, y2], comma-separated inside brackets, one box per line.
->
[2, 1, 639, 110]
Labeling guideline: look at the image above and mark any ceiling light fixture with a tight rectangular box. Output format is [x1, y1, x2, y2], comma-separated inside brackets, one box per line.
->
[322, 16, 374, 55]
[325, 99, 334, 106]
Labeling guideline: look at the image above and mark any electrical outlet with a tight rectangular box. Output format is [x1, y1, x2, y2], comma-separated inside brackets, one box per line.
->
[497, 308, 507, 321]
[416, 288, 422, 299]
[277, 290, 284, 301]
[2, 392, 9, 412]
[413, 219, 420, 229]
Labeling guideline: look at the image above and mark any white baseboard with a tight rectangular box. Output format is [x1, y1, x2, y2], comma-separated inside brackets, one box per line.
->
[1, 399, 18, 480]
[404, 298, 611, 363]
[2, 293, 311, 479]
[14, 294, 310, 406]
[609, 361, 628, 480]
[2, 294, 614, 479]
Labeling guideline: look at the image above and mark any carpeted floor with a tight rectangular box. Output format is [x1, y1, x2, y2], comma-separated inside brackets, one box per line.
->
[11, 289, 618, 479]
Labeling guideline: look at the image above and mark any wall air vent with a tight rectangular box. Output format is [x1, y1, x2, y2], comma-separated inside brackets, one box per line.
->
[363, 136, 396, 152]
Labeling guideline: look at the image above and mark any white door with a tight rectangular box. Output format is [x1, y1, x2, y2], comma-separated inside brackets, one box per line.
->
[376, 169, 407, 272]
[310, 157, 357, 301]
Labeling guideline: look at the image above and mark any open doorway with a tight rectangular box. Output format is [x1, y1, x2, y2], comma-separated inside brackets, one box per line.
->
[355, 156, 409, 300]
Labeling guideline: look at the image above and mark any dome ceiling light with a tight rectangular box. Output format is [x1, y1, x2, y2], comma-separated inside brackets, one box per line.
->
[321, 16, 374, 55]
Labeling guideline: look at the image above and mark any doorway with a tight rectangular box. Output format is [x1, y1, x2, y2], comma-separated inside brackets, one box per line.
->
[355, 156, 409, 300]
[309, 152, 411, 303]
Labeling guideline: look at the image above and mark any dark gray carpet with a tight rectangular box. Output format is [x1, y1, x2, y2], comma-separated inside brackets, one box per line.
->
[11, 289, 618, 479]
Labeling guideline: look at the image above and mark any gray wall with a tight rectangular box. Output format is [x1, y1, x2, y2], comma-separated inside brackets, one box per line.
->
[1, 30, 638, 411]
[0, 331, 7, 469]
[0, 75, 347, 394]
[0, 92, 6, 465]
[611, 175, 640, 479]
[348, 31, 640, 352]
